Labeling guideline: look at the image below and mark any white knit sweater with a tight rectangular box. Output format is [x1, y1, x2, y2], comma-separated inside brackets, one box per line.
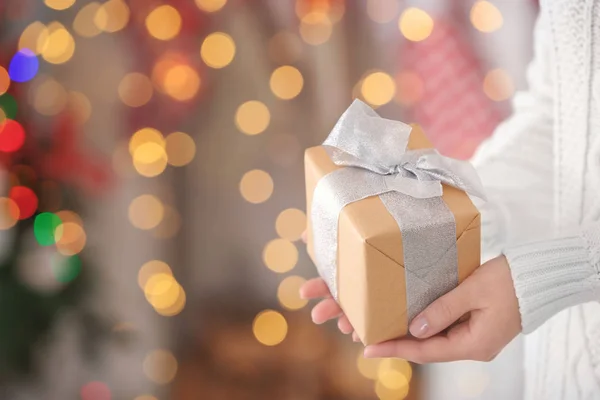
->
[471, 1, 600, 398]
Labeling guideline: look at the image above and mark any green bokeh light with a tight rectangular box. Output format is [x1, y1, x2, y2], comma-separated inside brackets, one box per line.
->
[34, 212, 62, 246]
[0, 93, 17, 120]
[52, 254, 81, 283]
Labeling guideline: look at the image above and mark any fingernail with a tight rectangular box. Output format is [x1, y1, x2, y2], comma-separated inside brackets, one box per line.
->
[310, 309, 324, 325]
[410, 315, 429, 338]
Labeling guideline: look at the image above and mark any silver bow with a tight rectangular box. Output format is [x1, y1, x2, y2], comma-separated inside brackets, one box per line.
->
[311, 99, 485, 324]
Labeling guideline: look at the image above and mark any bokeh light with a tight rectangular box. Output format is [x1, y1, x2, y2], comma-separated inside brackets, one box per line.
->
[300, 12, 333, 45]
[143, 350, 178, 384]
[165, 132, 196, 167]
[483, 68, 514, 101]
[55, 222, 86, 255]
[270, 66, 304, 100]
[252, 310, 288, 346]
[55, 210, 83, 227]
[128, 194, 164, 230]
[130, 128, 168, 177]
[52, 254, 82, 283]
[9, 49, 39, 83]
[42, 22, 76, 65]
[367, 0, 399, 24]
[146, 5, 182, 41]
[152, 205, 182, 239]
[399, 8, 434, 42]
[0, 67, 9, 95]
[471, 1, 503, 33]
[44, 0, 76, 11]
[144, 273, 182, 311]
[33, 77, 68, 116]
[375, 379, 409, 400]
[34, 212, 62, 246]
[19, 22, 50, 55]
[154, 286, 186, 316]
[74, 2, 103, 38]
[201, 32, 236, 69]
[0, 94, 17, 119]
[0, 120, 26, 153]
[134, 396, 158, 400]
[80, 381, 111, 400]
[118, 73, 153, 107]
[361, 71, 396, 106]
[268, 31, 303, 65]
[377, 359, 412, 390]
[275, 208, 305, 241]
[295, 0, 345, 23]
[68, 91, 92, 125]
[138, 260, 172, 289]
[0, 197, 20, 229]
[262, 238, 298, 273]
[95, 0, 130, 33]
[9, 186, 38, 220]
[357, 351, 381, 380]
[239, 169, 273, 204]
[277, 276, 308, 310]
[163, 65, 201, 101]
[129, 127, 165, 154]
[235, 101, 270, 135]
[195, 0, 227, 12]
[395, 70, 424, 106]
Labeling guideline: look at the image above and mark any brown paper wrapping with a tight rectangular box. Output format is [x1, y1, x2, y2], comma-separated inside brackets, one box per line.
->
[305, 124, 481, 345]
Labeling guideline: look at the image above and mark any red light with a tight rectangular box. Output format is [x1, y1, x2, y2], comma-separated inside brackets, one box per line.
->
[80, 381, 111, 400]
[0, 119, 25, 152]
[9, 186, 37, 219]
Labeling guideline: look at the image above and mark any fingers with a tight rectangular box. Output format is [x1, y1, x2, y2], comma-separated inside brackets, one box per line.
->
[409, 280, 477, 339]
[364, 322, 473, 363]
[300, 278, 331, 299]
[337, 315, 353, 334]
[352, 332, 360, 342]
[311, 298, 343, 324]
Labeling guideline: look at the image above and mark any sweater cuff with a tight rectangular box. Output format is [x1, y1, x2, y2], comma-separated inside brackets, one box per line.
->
[504, 236, 598, 333]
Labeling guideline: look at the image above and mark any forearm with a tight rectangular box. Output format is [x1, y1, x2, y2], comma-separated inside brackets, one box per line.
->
[504, 222, 600, 333]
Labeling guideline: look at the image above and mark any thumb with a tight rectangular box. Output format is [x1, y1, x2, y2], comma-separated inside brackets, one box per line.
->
[409, 283, 475, 339]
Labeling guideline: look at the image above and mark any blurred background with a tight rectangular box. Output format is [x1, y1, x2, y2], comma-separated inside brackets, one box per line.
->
[0, 0, 538, 399]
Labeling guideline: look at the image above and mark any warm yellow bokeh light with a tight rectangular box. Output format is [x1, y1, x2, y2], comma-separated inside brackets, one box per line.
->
[470, 1, 503, 33]
[395, 71, 424, 106]
[129, 128, 165, 155]
[483, 68, 514, 101]
[152, 205, 182, 239]
[0, 198, 20, 230]
[143, 350, 178, 384]
[44, 0, 76, 11]
[155, 286, 186, 316]
[95, 0, 130, 33]
[74, 2, 103, 38]
[68, 91, 92, 125]
[134, 396, 158, 400]
[19, 22, 50, 55]
[361, 72, 396, 106]
[32, 78, 68, 116]
[299, 12, 333, 46]
[399, 8, 434, 42]
[55, 210, 83, 227]
[138, 260, 173, 289]
[201, 32, 236, 69]
[275, 208, 305, 241]
[128, 194, 164, 230]
[144, 274, 182, 310]
[367, 0, 399, 24]
[357, 351, 381, 380]
[262, 238, 298, 273]
[195, 0, 227, 12]
[378, 367, 409, 390]
[239, 169, 273, 204]
[375, 379, 410, 400]
[277, 276, 308, 310]
[0, 67, 9, 96]
[270, 66, 304, 100]
[55, 222, 86, 255]
[295, 0, 345, 23]
[42, 22, 76, 64]
[235, 101, 270, 135]
[163, 65, 201, 101]
[119, 73, 153, 107]
[133, 143, 168, 177]
[252, 310, 288, 346]
[378, 358, 412, 384]
[146, 5, 182, 41]
[165, 132, 196, 167]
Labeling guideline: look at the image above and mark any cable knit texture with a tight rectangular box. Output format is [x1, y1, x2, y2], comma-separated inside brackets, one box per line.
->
[470, 0, 600, 398]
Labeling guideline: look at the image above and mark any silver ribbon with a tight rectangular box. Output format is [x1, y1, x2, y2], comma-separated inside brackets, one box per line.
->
[311, 100, 486, 323]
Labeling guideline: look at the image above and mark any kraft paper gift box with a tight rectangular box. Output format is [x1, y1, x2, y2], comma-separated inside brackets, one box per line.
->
[305, 100, 483, 346]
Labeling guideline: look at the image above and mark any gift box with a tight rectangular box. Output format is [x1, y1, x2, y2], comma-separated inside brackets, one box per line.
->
[305, 100, 484, 345]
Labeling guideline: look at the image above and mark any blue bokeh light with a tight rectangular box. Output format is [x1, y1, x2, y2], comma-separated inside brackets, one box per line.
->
[8, 49, 39, 83]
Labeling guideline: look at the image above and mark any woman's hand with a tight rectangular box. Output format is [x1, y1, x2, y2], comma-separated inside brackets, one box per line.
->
[364, 255, 522, 363]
